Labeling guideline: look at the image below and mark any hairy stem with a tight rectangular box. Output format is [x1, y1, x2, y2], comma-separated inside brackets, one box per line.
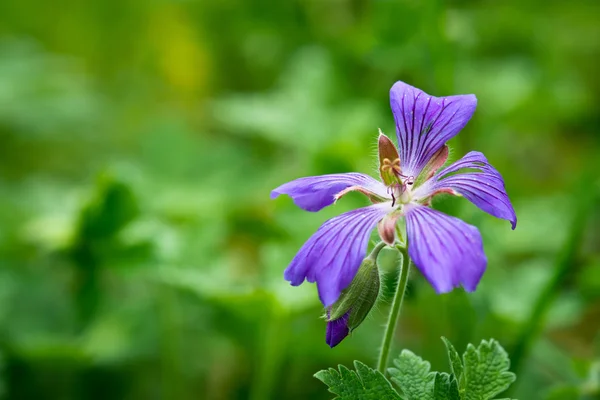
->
[368, 241, 388, 262]
[377, 246, 411, 374]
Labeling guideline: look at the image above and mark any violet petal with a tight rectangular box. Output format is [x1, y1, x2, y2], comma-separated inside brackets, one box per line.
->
[414, 151, 517, 229]
[405, 205, 486, 293]
[283, 203, 392, 306]
[271, 173, 389, 212]
[389, 81, 477, 177]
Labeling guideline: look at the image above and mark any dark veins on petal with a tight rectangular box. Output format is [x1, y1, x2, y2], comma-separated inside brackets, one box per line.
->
[283, 204, 391, 307]
[390, 81, 476, 177]
[405, 206, 486, 293]
[424, 151, 517, 229]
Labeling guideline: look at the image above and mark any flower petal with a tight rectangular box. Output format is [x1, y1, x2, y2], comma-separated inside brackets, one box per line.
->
[389, 81, 477, 177]
[284, 203, 393, 306]
[326, 312, 350, 348]
[271, 173, 389, 212]
[413, 151, 517, 229]
[405, 205, 486, 293]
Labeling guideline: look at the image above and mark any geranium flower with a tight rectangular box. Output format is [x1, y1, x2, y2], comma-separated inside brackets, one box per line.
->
[271, 81, 516, 335]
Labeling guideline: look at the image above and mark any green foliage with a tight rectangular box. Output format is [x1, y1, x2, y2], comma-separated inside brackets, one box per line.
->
[315, 361, 401, 400]
[387, 349, 463, 400]
[317, 339, 516, 400]
[75, 177, 139, 241]
[388, 350, 435, 399]
[442, 337, 464, 386]
[462, 340, 516, 400]
[433, 373, 461, 400]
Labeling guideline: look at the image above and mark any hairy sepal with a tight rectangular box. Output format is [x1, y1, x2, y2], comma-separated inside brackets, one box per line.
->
[328, 257, 380, 332]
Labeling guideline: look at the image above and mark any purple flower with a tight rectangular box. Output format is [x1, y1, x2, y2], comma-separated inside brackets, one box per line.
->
[271, 80, 516, 308]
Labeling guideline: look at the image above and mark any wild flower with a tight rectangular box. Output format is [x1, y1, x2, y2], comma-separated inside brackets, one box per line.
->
[272, 81, 516, 346]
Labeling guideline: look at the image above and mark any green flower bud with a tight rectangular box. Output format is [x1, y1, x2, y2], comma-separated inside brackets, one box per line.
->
[327, 255, 380, 333]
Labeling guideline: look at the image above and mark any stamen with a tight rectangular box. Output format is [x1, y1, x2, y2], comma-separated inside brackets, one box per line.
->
[391, 159, 401, 175]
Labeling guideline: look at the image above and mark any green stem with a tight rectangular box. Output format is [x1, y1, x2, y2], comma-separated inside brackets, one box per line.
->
[377, 246, 411, 374]
[368, 241, 387, 262]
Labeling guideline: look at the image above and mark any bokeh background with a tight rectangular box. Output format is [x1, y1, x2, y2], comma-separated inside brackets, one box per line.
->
[0, 0, 599, 399]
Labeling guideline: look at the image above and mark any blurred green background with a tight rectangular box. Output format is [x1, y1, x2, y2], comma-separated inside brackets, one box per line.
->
[0, 0, 599, 399]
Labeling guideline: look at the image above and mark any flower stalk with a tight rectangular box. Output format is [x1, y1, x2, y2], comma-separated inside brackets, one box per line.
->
[377, 246, 411, 374]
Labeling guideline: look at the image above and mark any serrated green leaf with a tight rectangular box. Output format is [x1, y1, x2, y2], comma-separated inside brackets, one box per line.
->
[388, 350, 435, 400]
[463, 339, 516, 400]
[314, 361, 401, 400]
[441, 337, 464, 383]
[433, 372, 461, 400]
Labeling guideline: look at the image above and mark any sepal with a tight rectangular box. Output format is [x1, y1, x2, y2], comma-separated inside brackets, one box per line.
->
[325, 255, 381, 347]
[378, 130, 402, 186]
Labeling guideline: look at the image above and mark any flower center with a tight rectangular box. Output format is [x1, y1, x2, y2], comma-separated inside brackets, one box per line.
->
[377, 132, 416, 206]
[389, 180, 413, 207]
[382, 157, 414, 184]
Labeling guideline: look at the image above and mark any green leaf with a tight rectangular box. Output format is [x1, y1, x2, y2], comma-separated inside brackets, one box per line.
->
[441, 337, 464, 383]
[314, 361, 401, 400]
[76, 177, 139, 241]
[433, 372, 461, 400]
[388, 350, 435, 400]
[462, 339, 516, 400]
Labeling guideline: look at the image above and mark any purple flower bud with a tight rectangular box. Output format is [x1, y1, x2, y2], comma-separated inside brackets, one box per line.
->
[325, 257, 380, 347]
[326, 313, 350, 348]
